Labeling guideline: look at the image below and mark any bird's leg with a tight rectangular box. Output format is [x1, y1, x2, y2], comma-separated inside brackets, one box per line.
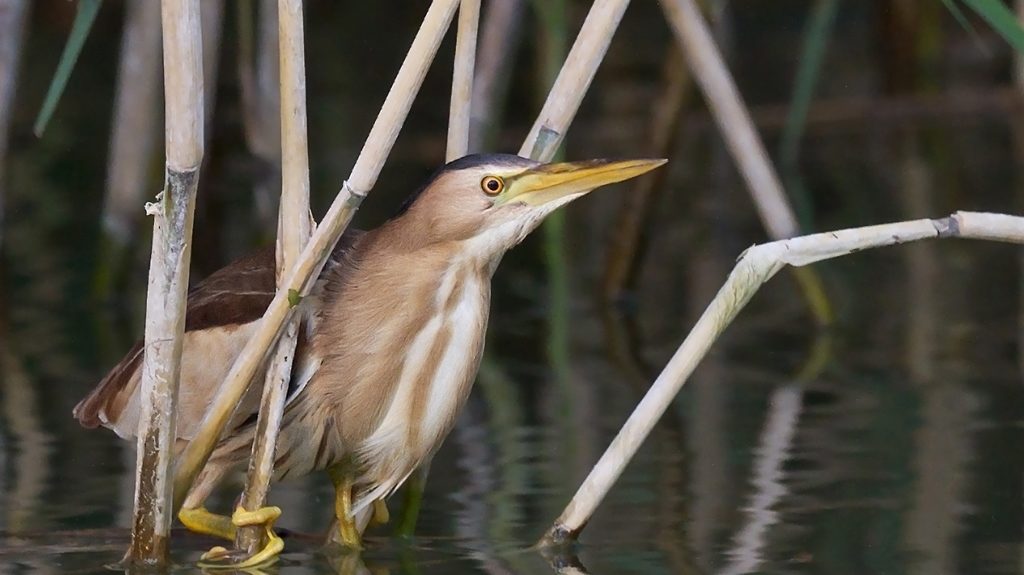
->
[372, 499, 389, 525]
[328, 464, 363, 549]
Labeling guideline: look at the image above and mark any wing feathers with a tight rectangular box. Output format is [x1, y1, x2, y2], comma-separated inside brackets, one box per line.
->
[74, 231, 364, 435]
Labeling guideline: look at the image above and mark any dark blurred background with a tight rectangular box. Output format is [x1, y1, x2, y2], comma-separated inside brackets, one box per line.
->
[2, 1, 1024, 574]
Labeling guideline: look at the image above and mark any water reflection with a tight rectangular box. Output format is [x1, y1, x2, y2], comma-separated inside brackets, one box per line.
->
[0, 338, 52, 533]
[719, 384, 802, 575]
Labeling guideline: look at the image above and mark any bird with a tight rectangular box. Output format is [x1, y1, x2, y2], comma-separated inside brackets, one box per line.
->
[74, 153, 665, 565]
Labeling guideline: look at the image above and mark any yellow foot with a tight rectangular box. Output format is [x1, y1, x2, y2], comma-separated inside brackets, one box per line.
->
[371, 499, 389, 525]
[195, 506, 284, 569]
[232, 506, 284, 568]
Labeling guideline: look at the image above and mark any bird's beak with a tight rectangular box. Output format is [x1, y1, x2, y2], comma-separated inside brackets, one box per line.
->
[495, 158, 668, 207]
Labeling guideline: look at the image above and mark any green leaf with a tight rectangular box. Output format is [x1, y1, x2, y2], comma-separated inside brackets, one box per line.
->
[960, 0, 1024, 54]
[34, 0, 103, 137]
[287, 289, 302, 307]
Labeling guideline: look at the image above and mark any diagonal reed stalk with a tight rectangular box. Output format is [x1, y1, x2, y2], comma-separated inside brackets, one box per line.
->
[129, 0, 204, 565]
[173, 0, 461, 511]
[659, 0, 832, 324]
[448, 0, 480, 162]
[660, 0, 795, 239]
[519, 0, 631, 162]
[234, 0, 313, 555]
[541, 211, 1024, 545]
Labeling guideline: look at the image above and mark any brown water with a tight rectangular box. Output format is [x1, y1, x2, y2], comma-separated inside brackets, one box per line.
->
[3, 1, 1024, 574]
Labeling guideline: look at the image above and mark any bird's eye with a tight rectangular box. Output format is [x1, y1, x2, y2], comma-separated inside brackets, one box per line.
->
[481, 176, 504, 195]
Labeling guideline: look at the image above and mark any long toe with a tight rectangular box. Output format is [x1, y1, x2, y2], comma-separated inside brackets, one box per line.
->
[195, 506, 285, 569]
[231, 505, 282, 527]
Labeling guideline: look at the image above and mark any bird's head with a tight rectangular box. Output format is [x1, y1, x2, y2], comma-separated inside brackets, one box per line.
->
[392, 153, 666, 259]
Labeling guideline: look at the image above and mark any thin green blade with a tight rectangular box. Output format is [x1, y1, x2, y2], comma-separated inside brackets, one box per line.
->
[960, 0, 1024, 54]
[33, 0, 103, 137]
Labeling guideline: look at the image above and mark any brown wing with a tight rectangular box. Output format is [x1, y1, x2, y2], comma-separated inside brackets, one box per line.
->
[73, 247, 276, 430]
[73, 230, 364, 434]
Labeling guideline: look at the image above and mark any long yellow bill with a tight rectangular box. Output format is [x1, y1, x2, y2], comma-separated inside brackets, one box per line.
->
[496, 158, 667, 206]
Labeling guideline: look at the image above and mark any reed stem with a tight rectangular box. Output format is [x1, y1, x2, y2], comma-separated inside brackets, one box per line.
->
[660, 0, 796, 239]
[519, 0, 631, 162]
[541, 211, 1024, 545]
[660, 0, 832, 325]
[447, 0, 480, 161]
[235, 0, 313, 555]
[128, 0, 204, 565]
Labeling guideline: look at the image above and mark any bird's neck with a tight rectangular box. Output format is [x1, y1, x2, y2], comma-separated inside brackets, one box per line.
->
[315, 230, 493, 455]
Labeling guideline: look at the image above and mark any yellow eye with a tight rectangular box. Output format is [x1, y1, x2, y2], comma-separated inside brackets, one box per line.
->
[481, 175, 504, 195]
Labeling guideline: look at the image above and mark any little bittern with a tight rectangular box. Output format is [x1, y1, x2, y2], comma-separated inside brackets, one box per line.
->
[75, 154, 665, 562]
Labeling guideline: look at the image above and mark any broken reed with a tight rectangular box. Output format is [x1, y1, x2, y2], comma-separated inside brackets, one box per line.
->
[542, 211, 1024, 544]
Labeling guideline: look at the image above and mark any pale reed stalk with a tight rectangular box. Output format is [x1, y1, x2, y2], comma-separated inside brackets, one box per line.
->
[661, 0, 832, 324]
[129, 0, 204, 565]
[659, 0, 797, 239]
[447, 0, 480, 161]
[173, 0, 461, 508]
[234, 0, 313, 555]
[542, 211, 1024, 544]
[519, 0, 631, 162]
